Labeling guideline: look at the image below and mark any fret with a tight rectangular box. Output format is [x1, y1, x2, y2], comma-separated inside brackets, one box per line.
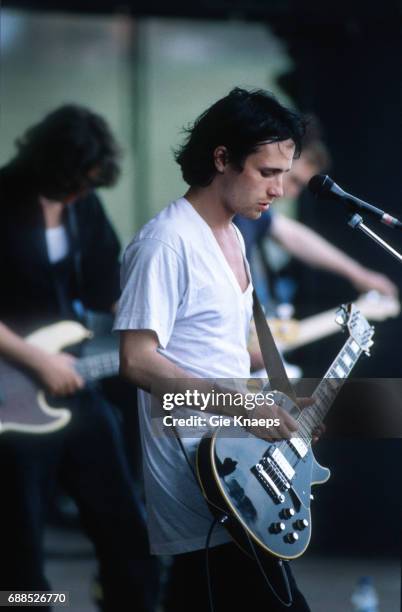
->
[76, 351, 120, 383]
[296, 337, 363, 443]
[302, 410, 317, 429]
[297, 422, 310, 440]
[327, 369, 338, 380]
[340, 352, 352, 369]
[344, 344, 356, 360]
[334, 364, 346, 378]
[349, 339, 360, 354]
[312, 403, 326, 420]
[317, 386, 331, 405]
[335, 354, 350, 373]
[282, 306, 374, 455]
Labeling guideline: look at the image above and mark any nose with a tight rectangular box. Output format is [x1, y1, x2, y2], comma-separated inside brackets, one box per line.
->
[268, 174, 284, 199]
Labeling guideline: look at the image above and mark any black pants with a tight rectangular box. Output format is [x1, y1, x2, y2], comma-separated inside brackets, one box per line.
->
[0, 388, 158, 611]
[164, 542, 310, 612]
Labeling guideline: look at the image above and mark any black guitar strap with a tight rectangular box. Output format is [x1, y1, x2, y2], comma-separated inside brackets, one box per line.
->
[66, 203, 84, 297]
[252, 289, 297, 403]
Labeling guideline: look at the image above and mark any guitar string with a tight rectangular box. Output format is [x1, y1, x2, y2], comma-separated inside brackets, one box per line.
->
[1, 352, 119, 388]
[257, 338, 365, 495]
[276, 337, 363, 460]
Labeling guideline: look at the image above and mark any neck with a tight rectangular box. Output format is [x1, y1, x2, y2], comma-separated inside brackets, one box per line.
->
[185, 186, 233, 231]
[39, 196, 66, 228]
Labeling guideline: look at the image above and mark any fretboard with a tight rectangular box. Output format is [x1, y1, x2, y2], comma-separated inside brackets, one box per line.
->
[75, 351, 119, 383]
[296, 336, 363, 445]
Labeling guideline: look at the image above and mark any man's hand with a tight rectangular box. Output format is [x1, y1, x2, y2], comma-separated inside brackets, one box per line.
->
[244, 396, 314, 441]
[350, 267, 398, 297]
[34, 353, 84, 396]
[245, 401, 297, 440]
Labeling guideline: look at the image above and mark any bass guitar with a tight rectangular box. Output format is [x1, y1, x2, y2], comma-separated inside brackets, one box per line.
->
[197, 303, 374, 559]
[0, 321, 119, 435]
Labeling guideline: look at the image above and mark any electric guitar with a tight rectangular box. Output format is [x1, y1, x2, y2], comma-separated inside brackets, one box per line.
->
[0, 321, 119, 435]
[248, 291, 398, 354]
[197, 303, 375, 559]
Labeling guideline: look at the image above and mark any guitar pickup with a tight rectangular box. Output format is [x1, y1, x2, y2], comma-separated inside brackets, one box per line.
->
[269, 447, 295, 481]
[288, 437, 308, 459]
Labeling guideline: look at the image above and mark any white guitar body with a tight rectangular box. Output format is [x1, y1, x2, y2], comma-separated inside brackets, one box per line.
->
[0, 322, 92, 434]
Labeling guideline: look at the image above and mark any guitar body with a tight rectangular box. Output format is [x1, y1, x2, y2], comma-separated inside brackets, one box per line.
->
[0, 321, 91, 434]
[197, 426, 330, 560]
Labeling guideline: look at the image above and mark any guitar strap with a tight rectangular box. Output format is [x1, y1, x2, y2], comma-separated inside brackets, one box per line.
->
[66, 203, 84, 298]
[66, 203, 87, 322]
[252, 289, 297, 403]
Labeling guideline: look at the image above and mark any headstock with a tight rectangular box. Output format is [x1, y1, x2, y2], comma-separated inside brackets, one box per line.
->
[335, 303, 375, 355]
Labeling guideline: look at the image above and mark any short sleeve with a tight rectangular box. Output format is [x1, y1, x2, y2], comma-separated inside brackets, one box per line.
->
[113, 238, 187, 349]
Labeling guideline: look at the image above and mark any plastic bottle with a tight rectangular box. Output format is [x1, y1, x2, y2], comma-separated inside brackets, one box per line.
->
[351, 576, 379, 612]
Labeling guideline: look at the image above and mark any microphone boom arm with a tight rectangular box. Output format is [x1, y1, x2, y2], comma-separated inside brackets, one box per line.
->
[348, 214, 402, 264]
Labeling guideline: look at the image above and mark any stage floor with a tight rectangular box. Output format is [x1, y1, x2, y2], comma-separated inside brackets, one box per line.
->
[44, 525, 401, 611]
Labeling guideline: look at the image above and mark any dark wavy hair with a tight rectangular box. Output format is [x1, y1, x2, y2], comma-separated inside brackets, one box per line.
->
[15, 104, 121, 199]
[175, 87, 306, 187]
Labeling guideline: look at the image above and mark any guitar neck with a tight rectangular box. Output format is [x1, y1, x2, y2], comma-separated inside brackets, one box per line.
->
[75, 351, 119, 383]
[296, 336, 363, 443]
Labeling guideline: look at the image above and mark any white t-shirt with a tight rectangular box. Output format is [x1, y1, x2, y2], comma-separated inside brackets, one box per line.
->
[45, 225, 69, 263]
[114, 197, 253, 555]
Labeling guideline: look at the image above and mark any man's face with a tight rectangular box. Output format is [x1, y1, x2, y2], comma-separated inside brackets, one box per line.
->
[283, 156, 320, 200]
[217, 139, 295, 219]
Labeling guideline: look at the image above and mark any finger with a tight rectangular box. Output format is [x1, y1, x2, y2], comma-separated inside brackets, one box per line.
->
[61, 352, 76, 364]
[281, 410, 299, 433]
[312, 424, 326, 437]
[75, 374, 85, 389]
[297, 396, 314, 409]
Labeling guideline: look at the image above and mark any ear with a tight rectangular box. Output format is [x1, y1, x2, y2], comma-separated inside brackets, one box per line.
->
[213, 146, 229, 173]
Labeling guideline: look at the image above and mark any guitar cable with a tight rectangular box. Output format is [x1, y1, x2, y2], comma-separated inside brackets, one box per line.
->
[173, 427, 230, 612]
[205, 516, 219, 612]
[173, 428, 293, 610]
[242, 525, 293, 608]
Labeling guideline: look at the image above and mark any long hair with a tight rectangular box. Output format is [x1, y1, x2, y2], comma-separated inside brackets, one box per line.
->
[15, 105, 121, 199]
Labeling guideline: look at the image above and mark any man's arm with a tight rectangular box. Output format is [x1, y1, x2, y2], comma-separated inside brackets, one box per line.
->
[270, 214, 398, 296]
[120, 329, 192, 391]
[0, 322, 84, 396]
[119, 329, 299, 439]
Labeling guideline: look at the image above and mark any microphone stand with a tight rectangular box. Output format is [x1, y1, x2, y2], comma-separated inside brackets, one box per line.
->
[348, 213, 402, 264]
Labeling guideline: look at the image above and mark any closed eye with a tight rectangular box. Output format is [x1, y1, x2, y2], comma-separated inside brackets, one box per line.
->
[260, 167, 291, 178]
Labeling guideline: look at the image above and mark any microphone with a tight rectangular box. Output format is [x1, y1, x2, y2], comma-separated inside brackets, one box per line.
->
[308, 174, 402, 229]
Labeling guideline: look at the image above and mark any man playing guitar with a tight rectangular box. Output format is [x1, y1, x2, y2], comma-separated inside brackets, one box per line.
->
[116, 87, 312, 611]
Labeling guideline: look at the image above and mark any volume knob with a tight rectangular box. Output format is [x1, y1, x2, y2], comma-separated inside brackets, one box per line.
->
[285, 532, 299, 543]
[280, 507, 295, 519]
[270, 522, 286, 534]
[295, 519, 309, 530]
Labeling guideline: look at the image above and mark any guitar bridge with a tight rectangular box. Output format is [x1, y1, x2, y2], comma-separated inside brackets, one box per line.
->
[252, 457, 291, 504]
